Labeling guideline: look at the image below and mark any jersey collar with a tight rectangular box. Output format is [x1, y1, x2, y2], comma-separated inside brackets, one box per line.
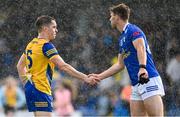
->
[123, 22, 129, 32]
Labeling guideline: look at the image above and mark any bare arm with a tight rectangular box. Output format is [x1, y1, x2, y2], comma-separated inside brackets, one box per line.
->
[50, 55, 88, 81]
[133, 38, 146, 65]
[17, 54, 28, 84]
[133, 38, 148, 78]
[98, 54, 125, 80]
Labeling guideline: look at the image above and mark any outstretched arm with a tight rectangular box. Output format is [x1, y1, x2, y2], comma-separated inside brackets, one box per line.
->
[91, 54, 125, 80]
[50, 55, 99, 84]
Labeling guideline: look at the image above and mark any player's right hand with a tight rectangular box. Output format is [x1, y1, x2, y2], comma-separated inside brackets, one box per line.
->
[85, 74, 101, 85]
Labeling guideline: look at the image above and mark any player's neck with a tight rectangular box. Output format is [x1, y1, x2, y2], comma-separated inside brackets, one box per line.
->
[117, 21, 128, 33]
[38, 33, 50, 41]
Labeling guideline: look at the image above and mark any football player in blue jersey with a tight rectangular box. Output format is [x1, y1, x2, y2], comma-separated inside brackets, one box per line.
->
[89, 3, 165, 116]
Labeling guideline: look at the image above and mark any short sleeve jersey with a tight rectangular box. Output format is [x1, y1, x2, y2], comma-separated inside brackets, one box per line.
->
[24, 38, 58, 95]
[118, 23, 159, 86]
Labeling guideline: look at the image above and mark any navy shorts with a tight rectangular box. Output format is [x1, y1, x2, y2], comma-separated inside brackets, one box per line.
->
[24, 80, 53, 112]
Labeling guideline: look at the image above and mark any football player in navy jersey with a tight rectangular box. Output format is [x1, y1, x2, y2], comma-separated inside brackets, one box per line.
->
[89, 3, 165, 116]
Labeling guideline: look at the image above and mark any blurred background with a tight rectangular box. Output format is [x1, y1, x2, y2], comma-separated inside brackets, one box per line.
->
[0, 0, 179, 116]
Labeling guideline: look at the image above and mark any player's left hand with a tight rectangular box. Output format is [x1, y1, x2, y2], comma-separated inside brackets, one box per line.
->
[138, 68, 148, 78]
[138, 68, 149, 85]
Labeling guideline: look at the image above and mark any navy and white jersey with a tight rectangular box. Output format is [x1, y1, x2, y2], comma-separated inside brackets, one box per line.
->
[118, 23, 159, 86]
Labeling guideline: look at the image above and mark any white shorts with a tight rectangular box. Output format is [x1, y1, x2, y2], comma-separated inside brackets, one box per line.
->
[131, 76, 165, 100]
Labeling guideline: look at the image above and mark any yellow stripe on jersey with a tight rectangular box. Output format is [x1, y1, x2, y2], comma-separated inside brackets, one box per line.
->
[46, 48, 57, 56]
[24, 38, 58, 95]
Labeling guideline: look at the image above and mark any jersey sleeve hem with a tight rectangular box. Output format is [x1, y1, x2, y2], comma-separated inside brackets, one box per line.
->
[132, 36, 144, 42]
[49, 54, 59, 60]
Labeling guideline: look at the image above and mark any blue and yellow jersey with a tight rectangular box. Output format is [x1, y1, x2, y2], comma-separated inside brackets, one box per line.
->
[24, 38, 58, 95]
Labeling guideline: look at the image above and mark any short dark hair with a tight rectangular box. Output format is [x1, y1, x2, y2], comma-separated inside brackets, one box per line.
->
[35, 15, 55, 32]
[109, 3, 130, 21]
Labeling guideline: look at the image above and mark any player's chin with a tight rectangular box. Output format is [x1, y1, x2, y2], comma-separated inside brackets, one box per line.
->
[53, 35, 56, 39]
[111, 24, 116, 29]
[50, 37, 56, 40]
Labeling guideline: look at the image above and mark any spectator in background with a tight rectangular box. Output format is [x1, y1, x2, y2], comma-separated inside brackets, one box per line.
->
[113, 85, 131, 116]
[0, 76, 25, 117]
[166, 50, 180, 84]
[102, 30, 113, 48]
[97, 77, 114, 116]
[97, 91, 111, 116]
[168, 37, 179, 58]
[54, 79, 78, 116]
[166, 50, 180, 116]
[0, 39, 14, 78]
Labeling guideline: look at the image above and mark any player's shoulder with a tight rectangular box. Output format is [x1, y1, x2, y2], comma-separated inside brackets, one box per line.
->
[42, 42, 57, 54]
[42, 42, 58, 58]
[128, 23, 141, 31]
[26, 38, 50, 48]
[26, 38, 38, 47]
[42, 42, 55, 49]
[127, 23, 143, 35]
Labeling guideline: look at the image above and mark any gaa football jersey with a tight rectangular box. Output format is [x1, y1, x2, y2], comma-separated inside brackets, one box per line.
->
[24, 38, 58, 95]
[118, 23, 159, 86]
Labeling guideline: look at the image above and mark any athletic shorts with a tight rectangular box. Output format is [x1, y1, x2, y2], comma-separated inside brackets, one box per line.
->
[24, 80, 53, 112]
[131, 76, 165, 100]
[3, 104, 15, 115]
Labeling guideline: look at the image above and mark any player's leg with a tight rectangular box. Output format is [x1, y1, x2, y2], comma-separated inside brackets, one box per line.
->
[34, 111, 52, 117]
[130, 100, 148, 116]
[143, 95, 164, 116]
[130, 85, 148, 116]
[140, 76, 165, 116]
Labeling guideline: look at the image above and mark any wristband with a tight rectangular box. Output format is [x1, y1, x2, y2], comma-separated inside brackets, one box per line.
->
[139, 64, 146, 69]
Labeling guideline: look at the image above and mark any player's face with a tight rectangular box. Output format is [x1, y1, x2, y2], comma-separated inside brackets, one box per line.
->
[46, 20, 58, 40]
[109, 12, 118, 28]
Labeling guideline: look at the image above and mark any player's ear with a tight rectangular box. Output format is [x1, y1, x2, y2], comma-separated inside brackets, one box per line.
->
[42, 26, 48, 31]
[116, 15, 121, 21]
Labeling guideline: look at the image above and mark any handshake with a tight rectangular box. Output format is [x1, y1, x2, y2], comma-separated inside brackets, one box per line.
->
[83, 74, 101, 85]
